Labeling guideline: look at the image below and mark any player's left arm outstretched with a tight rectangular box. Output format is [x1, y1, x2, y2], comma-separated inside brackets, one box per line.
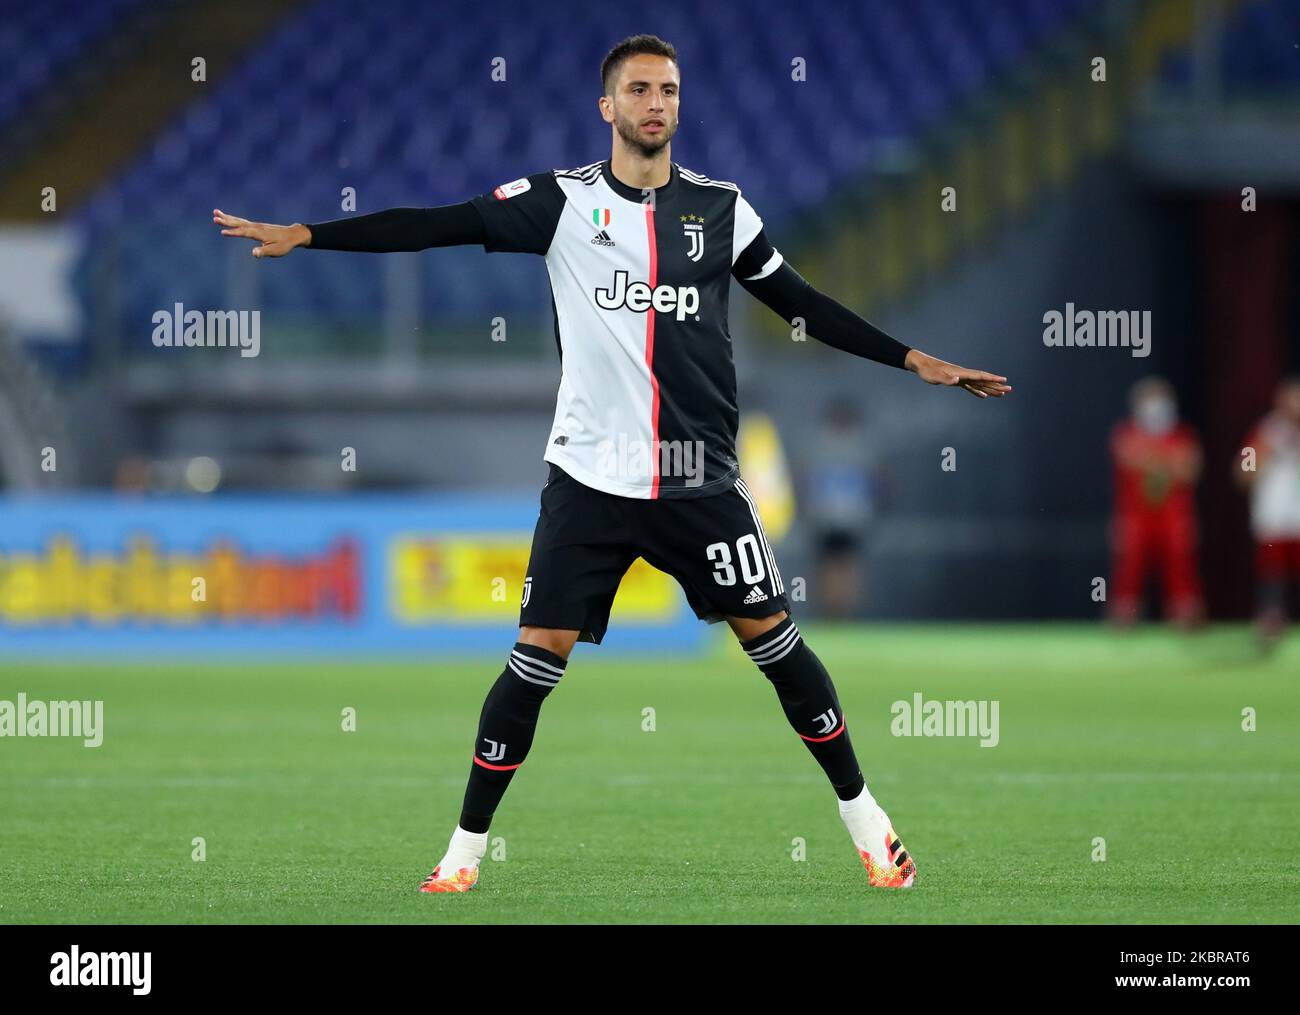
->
[733, 227, 1010, 399]
[899, 348, 1011, 399]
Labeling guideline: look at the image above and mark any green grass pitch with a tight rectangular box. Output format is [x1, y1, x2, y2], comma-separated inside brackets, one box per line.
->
[2, 624, 1297, 924]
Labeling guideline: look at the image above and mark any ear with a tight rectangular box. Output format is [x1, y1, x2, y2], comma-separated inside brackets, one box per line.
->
[598, 94, 613, 123]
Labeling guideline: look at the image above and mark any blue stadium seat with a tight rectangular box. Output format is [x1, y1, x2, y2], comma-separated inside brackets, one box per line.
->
[74, 0, 1096, 339]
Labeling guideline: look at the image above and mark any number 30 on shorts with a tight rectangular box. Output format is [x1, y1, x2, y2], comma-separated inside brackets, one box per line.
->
[706, 535, 767, 586]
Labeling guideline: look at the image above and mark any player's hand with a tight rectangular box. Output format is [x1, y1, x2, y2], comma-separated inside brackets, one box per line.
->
[905, 349, 1011, 399]
[212, 209, 310, 258]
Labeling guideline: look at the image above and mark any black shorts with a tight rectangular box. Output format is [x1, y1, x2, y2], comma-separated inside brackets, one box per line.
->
[520, 464, 791, 643]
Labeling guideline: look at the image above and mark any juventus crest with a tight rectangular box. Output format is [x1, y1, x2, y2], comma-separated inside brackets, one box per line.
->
[682, 220, 704, 262]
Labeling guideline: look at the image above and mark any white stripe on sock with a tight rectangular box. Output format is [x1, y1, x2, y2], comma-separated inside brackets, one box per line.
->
[511, 649, 565, 676]
[507, 659, 560, 686]
[747, 624, 801, 665]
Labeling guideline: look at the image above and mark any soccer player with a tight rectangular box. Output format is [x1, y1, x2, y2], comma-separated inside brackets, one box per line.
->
[1237, 378, 1300, 647]
[1108, 377, 1205, 627]
[213, 34, 1010, 892]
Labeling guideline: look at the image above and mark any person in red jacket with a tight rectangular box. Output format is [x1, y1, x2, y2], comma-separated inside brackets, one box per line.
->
[1109, 377, 1205, 627]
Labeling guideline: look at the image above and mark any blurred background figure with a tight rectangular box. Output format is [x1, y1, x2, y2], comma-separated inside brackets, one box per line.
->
[736, 407, 796, 546]
[803, 400, 884, 621]
[1109, 377, 1205, 628]
[1237, 378, 1300, 648]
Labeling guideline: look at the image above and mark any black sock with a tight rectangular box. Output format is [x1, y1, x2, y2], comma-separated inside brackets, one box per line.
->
[458, 643, 568, 833]
[741, 617, 864, 800]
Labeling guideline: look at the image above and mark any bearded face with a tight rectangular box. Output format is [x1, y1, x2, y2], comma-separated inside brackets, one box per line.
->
[603, 53, 679, 158]
[611, 99, 677, 157]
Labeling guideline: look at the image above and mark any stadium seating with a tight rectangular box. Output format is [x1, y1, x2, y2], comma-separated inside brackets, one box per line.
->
[0, 0, 148, 134]
[1159, 0, 1300, 92]
[72, 0, 1097, 343]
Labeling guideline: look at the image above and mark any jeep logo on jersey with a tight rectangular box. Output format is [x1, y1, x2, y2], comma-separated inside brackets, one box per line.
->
[594, 270, 700, 322]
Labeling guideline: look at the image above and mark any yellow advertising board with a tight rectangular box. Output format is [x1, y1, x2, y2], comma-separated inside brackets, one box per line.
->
[389, 535, 681, 624]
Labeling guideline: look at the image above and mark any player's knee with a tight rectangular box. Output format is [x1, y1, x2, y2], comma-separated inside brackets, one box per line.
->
[518, 626, 579, 661]
[726, 610, 788, 644]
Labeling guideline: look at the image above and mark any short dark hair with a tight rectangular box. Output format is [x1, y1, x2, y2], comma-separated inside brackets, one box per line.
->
[600, 34, 678, 96]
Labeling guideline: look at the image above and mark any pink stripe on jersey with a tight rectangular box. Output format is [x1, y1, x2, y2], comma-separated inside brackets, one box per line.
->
[644, 203, 661, 499]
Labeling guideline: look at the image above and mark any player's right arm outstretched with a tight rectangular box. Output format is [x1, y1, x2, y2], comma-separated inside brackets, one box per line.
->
[213, 171, 566, 259]
[212, 203, 489, 256]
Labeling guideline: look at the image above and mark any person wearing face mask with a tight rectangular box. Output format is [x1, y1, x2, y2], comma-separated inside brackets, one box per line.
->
[1236, 378, 1300, 648]
[1109, 377, 1205, 627]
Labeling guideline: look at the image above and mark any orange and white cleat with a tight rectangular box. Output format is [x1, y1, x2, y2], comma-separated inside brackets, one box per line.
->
[419, 863, 479, 894]
[839, 788, 916, 889]
[857, 812, 916, 889]
[419, 825, 488, 894]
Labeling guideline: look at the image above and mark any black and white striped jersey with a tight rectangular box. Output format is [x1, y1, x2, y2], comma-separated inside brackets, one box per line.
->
[469, 159, 783, 500]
